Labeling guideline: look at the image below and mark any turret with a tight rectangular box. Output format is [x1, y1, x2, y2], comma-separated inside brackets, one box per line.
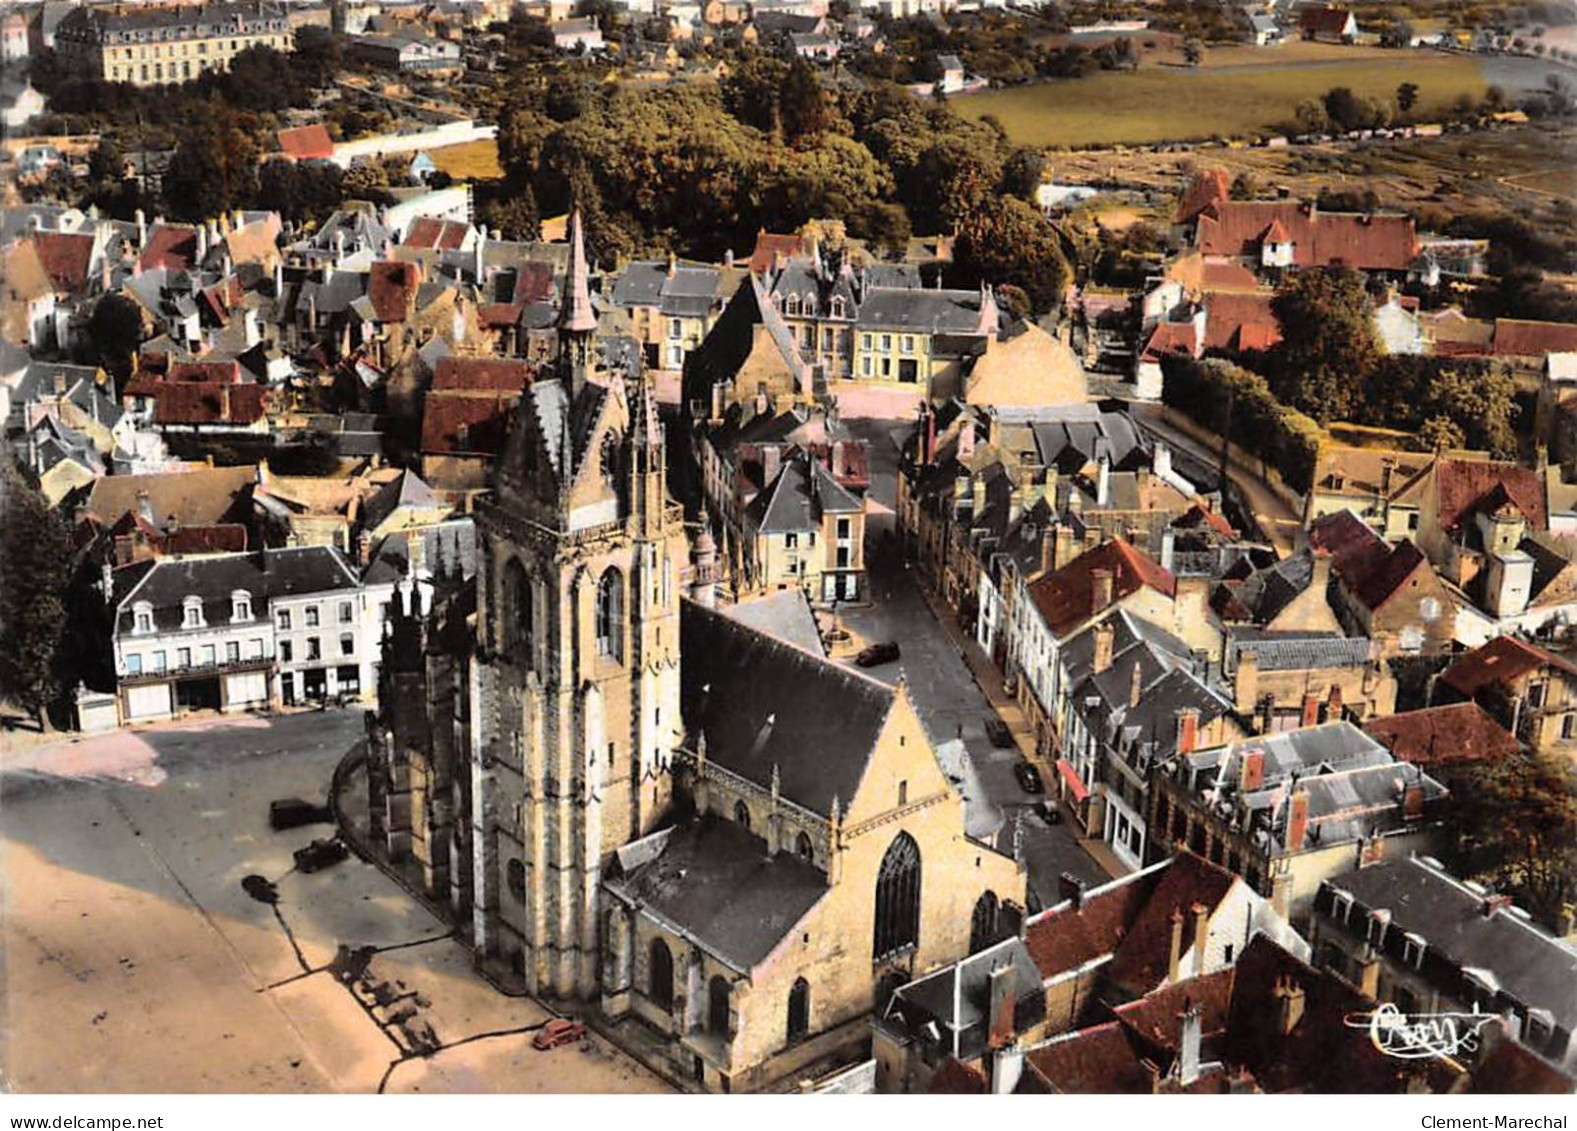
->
[557, 209, 597, 391]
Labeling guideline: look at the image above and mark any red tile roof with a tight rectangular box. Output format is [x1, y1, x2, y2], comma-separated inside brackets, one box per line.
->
[1432, 459, 1547, 533]
[1470, 1032, 1577, 1094]
[928, 1058, 988, 1094]
[404, 217, 470, 251]
[1363, 702, 1518, 767]
[478, 302, 523, 328]
[1175, 169, 1229, 225]
[168, 359, 245, 383]
[367, 260, 420, 323]
[431, 356, 534, 393]
[1114, 968, 1235, 1054]
[278, 124, 334, 161]
[1140, 321, 1199, 363]
[152, 382, 267, 426]
[1440, 635, 1577, 698]
[29, 231, 94, 293]
[1349, 537, 1429, 612]
[748, 231, 803, 275]
[1491, 318, 1577, 359]
[1028, 538, 1176, 638]
[1307, 510, 1390, 581]
[1025, 1022, 1157, 1093]
[1301, 5, 1354, 35]
[1201, 260, 1261, 291]
[420, 393, 516, 455]
[1104, 853, 1237, 994]
[1024, 873, 1153, 978]
[512, 261, 556, 304]
[1201, 290, 1281, 353]
[1195, 203, 1417, 271]
[140, 224, 201, 272]
[162, 524, 249, 555]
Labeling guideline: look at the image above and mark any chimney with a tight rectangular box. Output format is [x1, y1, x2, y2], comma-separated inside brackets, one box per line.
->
[1191, 901, 1210, 965]
[1160, 525, 1176, 574]
[1058, 872, 1087, 909]
[1130, 661, 1144, 708]
[1178, 1002, 1202, 1087]
[1311, 547, 1332, 598]
[53, 371, 66, 395]
[136, 489, 154, 524]
[135, 208, 147, 248]
[710, 381, 725, 424]
[831, 440, 846, 480]
[1154, 442, 1174, 486]
[1039, 526, 1055, 577]
[1168, 908, 1185, 984]
[1235, 649, 1260, 716]
[196, 221, 208, 262]
[1053, 523, 1077, 571]
[1355, 952, 1381, 999]
[1177, 708, 1199, 755]
[1286, 790, 1310, 852]
[1239, 748, 1265, 792]
[957, 418, 975, 461]
[1096, 453, 1111, 507]
[1274, 976, 1307, 1036]
[1327, 682, 1343, 719]
[1301, 691, 1321, 729]
[762, 445, 782, 486]
[987, 964, 1017, 1050]
[1090, 568, 1115, 615]
[1093, 620, 1115, 675]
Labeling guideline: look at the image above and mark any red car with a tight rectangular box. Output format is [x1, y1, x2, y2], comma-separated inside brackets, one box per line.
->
[532, 1018, 588, 1050]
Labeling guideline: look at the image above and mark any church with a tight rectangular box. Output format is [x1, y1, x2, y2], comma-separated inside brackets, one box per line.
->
[366, 213, 1026, 1092]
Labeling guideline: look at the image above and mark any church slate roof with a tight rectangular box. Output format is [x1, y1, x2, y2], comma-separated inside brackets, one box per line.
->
[605, 817, 827, 971]
[681, 599, 892, 816]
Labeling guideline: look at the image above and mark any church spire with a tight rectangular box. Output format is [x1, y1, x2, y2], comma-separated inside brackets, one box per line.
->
[559, 209, 598, 336]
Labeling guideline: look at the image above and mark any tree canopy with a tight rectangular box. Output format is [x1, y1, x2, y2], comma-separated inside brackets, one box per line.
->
[1267, 267, 1380, 423]
[0, 466, 72, 728]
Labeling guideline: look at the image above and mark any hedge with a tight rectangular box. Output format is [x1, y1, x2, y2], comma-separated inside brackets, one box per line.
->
[1160, 355, 1322, 495]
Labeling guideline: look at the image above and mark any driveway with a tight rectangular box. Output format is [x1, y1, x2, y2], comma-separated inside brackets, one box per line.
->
[0, 711, 668, 1094]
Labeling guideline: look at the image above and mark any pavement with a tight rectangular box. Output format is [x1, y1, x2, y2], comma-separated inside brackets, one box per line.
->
[0, 710, 669, 1094]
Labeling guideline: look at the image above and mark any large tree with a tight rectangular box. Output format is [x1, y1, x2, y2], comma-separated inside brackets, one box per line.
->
[1449, 751, 1577, 930]
[85, 293, 145, 393]
[0, 465, 72, 729]
[162, 107, 261, 221]
[952, 196, 1071, 317]
[1268, 267, 1380, 423]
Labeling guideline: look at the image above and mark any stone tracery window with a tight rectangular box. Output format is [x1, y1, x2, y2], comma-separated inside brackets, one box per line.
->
[596, 567, 624, 663]
[873, 832, 921, 958]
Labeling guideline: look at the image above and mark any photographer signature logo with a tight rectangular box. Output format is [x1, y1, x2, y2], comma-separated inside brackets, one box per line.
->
[1343, 1003, 1497, 1060]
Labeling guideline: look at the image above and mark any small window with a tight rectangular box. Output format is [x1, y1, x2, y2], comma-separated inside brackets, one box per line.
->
[784, 532, 798, 549]
[307, 637, 322, 661]
[796, 831, 814, 862]
[898, 780, 908, 805]
[152, 650, 167, 673]
[125, 653, 143, 675]
[280, 641, 293, 663]
[177, 647, 191, 668]
[1402, 933, 1427, 970]
[305, 606, 320, 628]
[881, 334, 892, 352]
[901, 335, 914, 354]
[1529, 682, 1548, 709]
[507, 858, 526, 899]
[340, 634, 355, 657]
[182, 596, 204, 629]
[339, 601, 354, 624]
[277, 609, 291, 631]
[862, 333, 872, 351]
[734, 800, 752, 831]
[201, 645, 215, 667]
[232, 592, 252, 622]
[226, 641, 240, 663]
[134, 606, 153, 633]
[248, 639, 263, 660]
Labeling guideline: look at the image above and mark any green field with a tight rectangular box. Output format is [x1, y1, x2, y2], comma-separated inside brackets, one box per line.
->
[952, 55, 1489, 148]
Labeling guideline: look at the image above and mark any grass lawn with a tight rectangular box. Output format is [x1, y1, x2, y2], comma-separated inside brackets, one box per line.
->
[953, 53, 1487, 148]
[427, 138, 503, 180]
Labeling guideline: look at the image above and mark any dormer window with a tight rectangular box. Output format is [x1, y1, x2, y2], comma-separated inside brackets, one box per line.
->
[231, 591, 252, 623]
[831, 296, 846, 319]
[785, 293, 801, 317]
[1402, 932, 1426, 970]
[133, 602, 154, 634]
[182, 596, 205, 629]
[803, 293, 815, 315]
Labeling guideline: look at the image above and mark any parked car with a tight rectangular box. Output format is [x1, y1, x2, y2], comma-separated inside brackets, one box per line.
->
[1014, 760, 1044, 794]
[293, 837, 349, 873]
[984, 716, 1014, 748]
[532, 1018, 588, 1050]
[269, 798, 332, 831]
[855, 641, 901, 667]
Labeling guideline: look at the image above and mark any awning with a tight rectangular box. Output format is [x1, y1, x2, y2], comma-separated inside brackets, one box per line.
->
[1057, 758, 1090, 803]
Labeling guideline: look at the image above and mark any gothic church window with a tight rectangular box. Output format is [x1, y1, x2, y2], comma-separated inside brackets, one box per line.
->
[796, 831, 814, 862]
[596, 567, 624, 662]
[734, 800, 752, 831]
[787, 978, 810, 1044]
[874, 832, 922, 958]
[648, 937, 674, 1010]
[503, 559, 532, 661]
[970, 890, 1000, 953]
[708, 975, 731, 1036]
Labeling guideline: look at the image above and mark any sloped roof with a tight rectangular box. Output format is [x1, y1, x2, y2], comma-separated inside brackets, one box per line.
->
[1202, 290, 1281, 353]
[1348, 538, 1429, 612]
[964, 321, 1086, 409]
[360, 469, 445, 531]
[1175, 169, 1230, 225]
[1195, 202, 1417, 271]
[140, 224, 200, 272]
[29, 231, 94, 293]
[366, 260, 420, 323]
[431, 356, 534, 393]
[278, 124, 334, 161]
[1023, 864, 1162, 977]
[1440, 634, 1577, 697]
[85, 465, 256, 529]
[405, 217, 470, 251]
[1103, 852, 1238, 993]
[717, 589, 825, 657]
[1432, 459, 1547, 534]
[1492, 318, 1577, 359]
[420, 393, 516, 455]
[1307, 509, 1390, 581]
[151, 382, 268, 426]
[1362, 702, 1518, 767]
[748, 231, 803, 275]
[1027, 538, 1176, 639]
[681, 599, 892, 817]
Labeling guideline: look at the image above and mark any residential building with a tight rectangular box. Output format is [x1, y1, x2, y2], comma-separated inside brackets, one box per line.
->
[1437, 635, 1577, 749]
[1310, 855, 1577, 1074]
[270, 551, 372, 705]
[1147, 721, 1450, 924]
[1225, 628, 1396, 732]
[347, 32, 464, 71]
[1191, 200, 1417, 277]
[609, 258, 737, 375]
[740, 451, 865, 602]
[54, 1, 292, 87]
[1299, 5, 1357, 43]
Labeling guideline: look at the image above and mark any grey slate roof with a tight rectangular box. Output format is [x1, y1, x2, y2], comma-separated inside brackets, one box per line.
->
[1219, 547, 1317, 625]
[1009, 405, 1146, 473]
[745, 454, 863, 536]
[605, 817, 827, 971]
[1326, 856, 1577, 1035]
[856, 286, 990, 334]
[363, 518, 477, 588]
[718, 589, 825, 657]
[113, 547, 358, 635]
[360, 468, 444, 532]
[1227, 628, 1374, 673]
[681, 599, 892, 816]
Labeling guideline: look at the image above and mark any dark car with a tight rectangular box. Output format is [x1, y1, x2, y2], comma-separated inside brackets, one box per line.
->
[855, 641, 901, 668]
[293, 837, 349, 874]
[270, 798, 332, 831]
[532, 1018, 588, 1050]
[984, 716, 1014, 748]
[1015, 761, 1044, 795]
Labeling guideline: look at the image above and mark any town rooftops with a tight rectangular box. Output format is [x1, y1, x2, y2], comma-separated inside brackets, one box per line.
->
[277, 124, 334, 162]
[1175, 169, 1230, 225]
[744, 453, 862, 536]
[84, 464, 257, 530]
[1492, 318, 1577, 359]
[1320, 855, 1577, 1038]
[1362, 702, 1518, 768]
[716, 588, 825, 658]
[680, 598, 893, 818]
[1226, 628, 1373, 673]
[1439, 634, 1577, 698]
[1306, 508, 1391, 581]
[1027, 538, 1176, 639]
[111, 545, 358, 635]
[1430, 458, 1547, 534]
[881, 935, 1046, 1063]
[431, 356, 534, 393]
[59, 1, 286, 36]
[856, 285, 997, 336]
[1195, 201, 1417, 272]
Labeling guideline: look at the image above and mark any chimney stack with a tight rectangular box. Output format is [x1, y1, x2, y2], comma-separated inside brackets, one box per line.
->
[987, 964, 1017, 1050]
[1234, 648, 1260, 716]
[1178, 1002, 1202, 1087]
[1301, 691, 1321, 729]
[1176, 708, 1199, 756]
[1286, 790, 1310, 852]
[1168, 908, 1185, 984]
[1327, 682, 1343, 719]
[1191, 901, 1210, 964]
[1273, 976, 1307, 1036]
[1093, 619, 1115, 675]
[1058, 872, 1087, 909]
[1039, 526, 1055, 578]
[1130, 661, 1144, 708]
[1239, 748, 1265, 792]
[1402, 781, 1426, 821]
[1091, 567, 1115, 615]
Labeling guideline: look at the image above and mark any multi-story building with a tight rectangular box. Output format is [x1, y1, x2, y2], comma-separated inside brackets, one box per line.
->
[107, 545, 377, 724]
[1437, 635, 1577, 749]
[54, 2, 292, 88]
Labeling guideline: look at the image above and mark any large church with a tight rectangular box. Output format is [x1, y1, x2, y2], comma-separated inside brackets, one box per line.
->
[367, 214, 1026, 1092]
